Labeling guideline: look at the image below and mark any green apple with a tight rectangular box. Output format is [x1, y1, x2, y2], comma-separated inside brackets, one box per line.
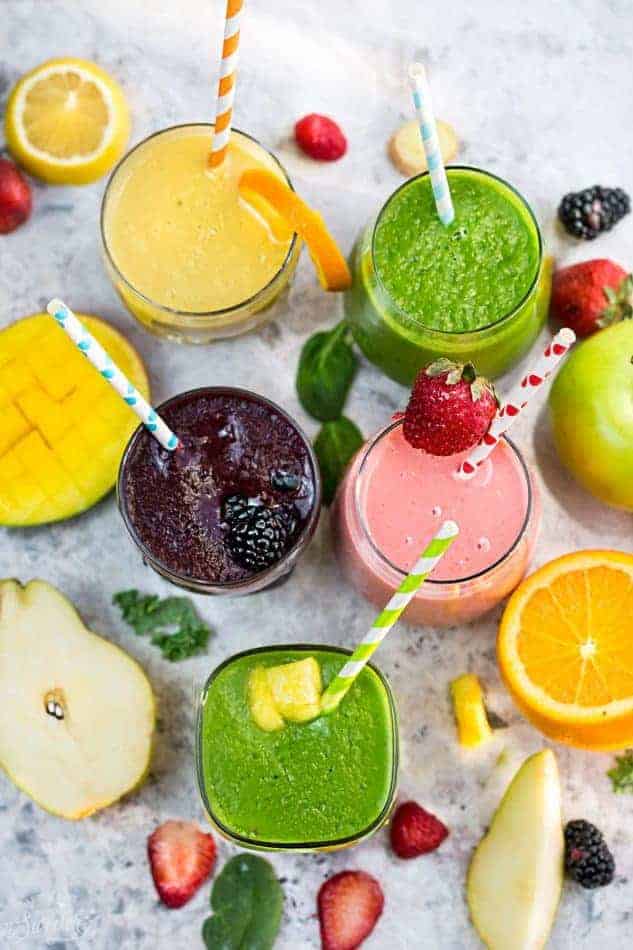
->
[467, 750, 564, 950]
[0, 579, 155, 819]
[549, 320, 633, 510]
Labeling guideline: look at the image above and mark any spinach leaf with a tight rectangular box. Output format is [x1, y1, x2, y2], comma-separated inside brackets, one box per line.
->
[202, 854, 283, 950]
[314, 416, 364, 505]
[296, 321, 358, 421]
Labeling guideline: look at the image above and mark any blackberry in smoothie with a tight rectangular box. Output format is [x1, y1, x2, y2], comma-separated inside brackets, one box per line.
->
[118, 388, 320, 594]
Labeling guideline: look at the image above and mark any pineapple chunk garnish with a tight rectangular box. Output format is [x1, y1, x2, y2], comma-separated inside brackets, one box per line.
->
[248, 658, 322, 732]
[450, 673, 493, 748]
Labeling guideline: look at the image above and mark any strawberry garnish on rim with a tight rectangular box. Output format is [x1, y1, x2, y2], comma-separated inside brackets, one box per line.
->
[403, 359, 498, 457]
[147, 820, 216, 909]
[318, 870, 384, 950]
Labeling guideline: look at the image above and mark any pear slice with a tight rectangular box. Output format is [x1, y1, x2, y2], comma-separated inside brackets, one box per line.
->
[467, 750, 564, 950]
[0, 579, 155, 819]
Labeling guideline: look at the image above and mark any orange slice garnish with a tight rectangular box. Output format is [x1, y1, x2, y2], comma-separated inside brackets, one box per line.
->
[498, 550, 633, 750]
[238, 169, 351, 291]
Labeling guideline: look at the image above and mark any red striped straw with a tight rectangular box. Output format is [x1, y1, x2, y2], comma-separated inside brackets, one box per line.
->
[456, 327, 576, 480]
[209, 0, 243, 169]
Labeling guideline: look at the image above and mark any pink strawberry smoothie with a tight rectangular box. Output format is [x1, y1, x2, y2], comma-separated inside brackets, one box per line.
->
[332, 421, 540, 626]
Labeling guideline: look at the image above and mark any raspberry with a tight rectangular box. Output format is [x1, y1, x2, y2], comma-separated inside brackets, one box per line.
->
[295, 114, 347, 161]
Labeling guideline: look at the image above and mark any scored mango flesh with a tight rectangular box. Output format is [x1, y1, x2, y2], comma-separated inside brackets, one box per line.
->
[0, 313, 149, 526]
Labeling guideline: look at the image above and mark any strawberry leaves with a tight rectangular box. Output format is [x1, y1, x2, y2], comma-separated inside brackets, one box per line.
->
[599, 274, 633, 328]
[202, 854, 283, 950]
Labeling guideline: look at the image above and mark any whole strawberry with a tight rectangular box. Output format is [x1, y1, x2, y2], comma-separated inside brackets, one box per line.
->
[403, 359, 498, 456]
[0, 157, 32, 234]
[390, 800, 449, 859]
[551, 259, 632, 338]
[295, 114, 347, 162]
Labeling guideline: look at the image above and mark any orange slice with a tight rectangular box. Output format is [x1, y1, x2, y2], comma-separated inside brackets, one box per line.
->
[498, 550, 633, 750]
[238, 169, 351, 291]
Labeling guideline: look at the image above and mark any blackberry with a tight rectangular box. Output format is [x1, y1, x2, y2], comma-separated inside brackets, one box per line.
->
[564, 820, 615, 889]
[271, 469, 301, 493]
[558, 185, 630, 240]
[222, 494, 297, 572]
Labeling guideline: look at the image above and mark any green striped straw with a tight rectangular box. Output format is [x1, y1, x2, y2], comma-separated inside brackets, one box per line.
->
[321, 520, 459, 714]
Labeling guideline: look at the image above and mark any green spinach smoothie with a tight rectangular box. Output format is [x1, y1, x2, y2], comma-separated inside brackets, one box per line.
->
[197, 647, 397, 848]
[345, 166, 547, 383]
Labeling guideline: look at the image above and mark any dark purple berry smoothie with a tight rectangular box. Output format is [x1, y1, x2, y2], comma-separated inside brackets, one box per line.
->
[118, 388, 320, 593]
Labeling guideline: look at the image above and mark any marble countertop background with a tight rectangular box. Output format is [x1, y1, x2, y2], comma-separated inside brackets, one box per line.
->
[1, 0, 632, 947]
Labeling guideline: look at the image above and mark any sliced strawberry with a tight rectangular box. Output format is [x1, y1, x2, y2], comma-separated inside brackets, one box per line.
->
[295, 114, 347, 161]
[0, 158, 32, 234]
[551, 258, 632, 338]
[147, 820, 216, 908]
[318, 870, 384, 950]
[390, 801, 449, 859]
[403, 359, 498, 456]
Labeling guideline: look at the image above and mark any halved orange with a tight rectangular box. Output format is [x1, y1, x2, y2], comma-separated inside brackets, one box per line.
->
[498, 551, 633, 750]
[238, 169, 351, 291]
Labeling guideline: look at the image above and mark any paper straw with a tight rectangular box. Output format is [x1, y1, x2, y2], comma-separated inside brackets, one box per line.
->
[320, 520, 459, 714]
[209, 0, 243, 168]
[456, 327, 576, 479]
[408, 63, 454, 226]
[46, 299, 179, 452]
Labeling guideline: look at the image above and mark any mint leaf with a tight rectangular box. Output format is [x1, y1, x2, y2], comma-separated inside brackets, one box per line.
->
[608, 750, 633, 793]
[202, 854, 283, 950]
[314, 416, 364, 505]
[296, 321, 358, 422]
[113, 590, 212, 661]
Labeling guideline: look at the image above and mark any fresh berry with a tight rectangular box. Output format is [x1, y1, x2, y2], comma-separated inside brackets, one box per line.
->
[223, 493, 297, 572]
[147, 820, 216, 908]
[0, 157, 32, 234]
[558, 186, 630, 240]
[318, 870, 384, 950]
[295, 114, 347, 162]
[564, 820, 615, 889]
[390, 800, 449, 859]
[551, 259, 632, 338]
[403, 359, 498, 456]
[271, 469, 301, 492]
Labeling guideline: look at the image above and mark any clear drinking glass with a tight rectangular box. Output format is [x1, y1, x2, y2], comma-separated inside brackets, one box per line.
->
[344, 166, 547, 384]
[195, 644, 399, 852]
[117, 387, 321, 595]
[332, 421, 541, 626]
[101, 125, 301, 343]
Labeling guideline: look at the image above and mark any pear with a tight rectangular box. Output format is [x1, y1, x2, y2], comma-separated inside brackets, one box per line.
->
[0, 579, 155, 819]
[467, 750, 564, 950]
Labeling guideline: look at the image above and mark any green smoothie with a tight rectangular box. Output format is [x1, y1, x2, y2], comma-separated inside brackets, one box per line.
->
[197, 646, 397, 848]
[345, 166, 547, 383]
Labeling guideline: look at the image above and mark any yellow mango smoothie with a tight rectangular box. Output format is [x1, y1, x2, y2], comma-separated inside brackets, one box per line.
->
[101, 125, 300, 341]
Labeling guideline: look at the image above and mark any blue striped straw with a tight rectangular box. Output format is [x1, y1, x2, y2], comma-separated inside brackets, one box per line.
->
[46, 299, 179, 451]
[408, 63, 455, 226]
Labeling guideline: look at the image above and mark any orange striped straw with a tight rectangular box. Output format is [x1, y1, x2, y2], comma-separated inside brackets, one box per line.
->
[209, 0, 243, 168]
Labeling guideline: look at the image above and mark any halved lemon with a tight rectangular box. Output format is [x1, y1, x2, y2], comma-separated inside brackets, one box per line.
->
[5, 58, 130, 185]
[498, 550, 633, 750]
[238, 169, 351, 291]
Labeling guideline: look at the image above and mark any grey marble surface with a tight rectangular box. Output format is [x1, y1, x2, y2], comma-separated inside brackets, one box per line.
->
[1, 0, 633, 947]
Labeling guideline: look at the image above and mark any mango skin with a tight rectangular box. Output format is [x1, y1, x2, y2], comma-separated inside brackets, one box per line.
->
[549, 320, 633, 511]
